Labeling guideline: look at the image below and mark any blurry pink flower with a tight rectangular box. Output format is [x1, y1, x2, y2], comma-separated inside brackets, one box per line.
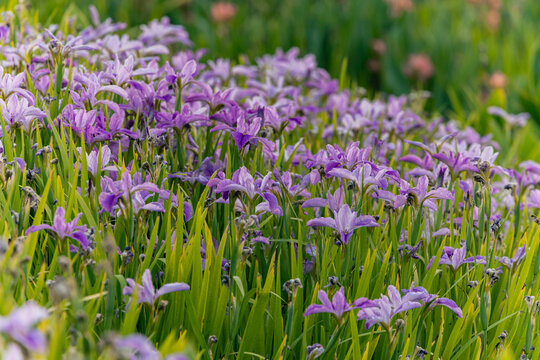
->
[367, 59, 382, 73]
[485, 9, 500, 30]
[211, 2, 237, 23]
[385, 0, 415, 17]
[371, 39, 386, 56]
[403, 53, 434, 82]
[488, 71, 507, 89]
[487, 0, 502, 10]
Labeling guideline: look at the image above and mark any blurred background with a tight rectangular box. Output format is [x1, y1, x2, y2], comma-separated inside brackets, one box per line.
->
[28, 0, 540, 135]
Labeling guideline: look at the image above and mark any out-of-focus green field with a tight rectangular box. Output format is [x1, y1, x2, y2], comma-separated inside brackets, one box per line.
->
[22, 0, 540, 159]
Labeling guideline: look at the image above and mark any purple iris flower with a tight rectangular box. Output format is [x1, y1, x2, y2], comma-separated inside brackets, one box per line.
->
[427, 245, 485, 270]
[527, 189, 540, 209]
[164, 59, 197, 86]
[273, 170, 311, 199]
[139, 17, 192, 46]
[323, 142, 371, 173]
[355, 284, 462, 330]
[107, 333, 161, 360]
[401, 283, 463, 318]
[327, 162, 399, 192]
[354, 286, 423, 329]
[488, 106, 529, 127]
[496, 245, 526, 269]
[212, 167, 282, 216]
[372, 189, 407, 210]
[82, 145, 116, 177]
[184, 80, 234, 110]
[400, 153, 434, 172]
[304, 287, 353, 320]
[26, 207, 90, 251]
[302, 186, 344, 212]
[169, 157, 223, 185]
[156, 105, 207, 131]
[0, 96, 46, 132]
[99, 172, 163, 215]
[231, 114, 263, 149]
[0, 301, 48, 353]
[306, 204, 378, 245]
[0, 66, 34, 102]
[399, 176, 453, 210]
[44, 29, 96, 57]
[432, 150, 476, 178]
[123, 269, 189, 306]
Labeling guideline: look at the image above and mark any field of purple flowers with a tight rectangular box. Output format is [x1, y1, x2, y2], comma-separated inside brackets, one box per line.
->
[0, 5, 538, 360]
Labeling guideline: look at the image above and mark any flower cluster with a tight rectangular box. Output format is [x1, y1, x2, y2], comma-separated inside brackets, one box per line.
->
[0, 6, 536, 359]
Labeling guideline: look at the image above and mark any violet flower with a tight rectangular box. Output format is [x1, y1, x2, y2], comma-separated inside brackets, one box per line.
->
[107, 333, 161, 360]
[401, 283, 463, 318]
[488, 106, 529, 128]
[399, 176, 453, 210]
[123, 269, 189, 306]
[212, 167, 283, 216]
[0, 96, 46, 132]
[304, 287, 352, 320]
[427, 245, 485, 270]
[354, 286, 422, 329]
[0, 66, 34, 102]
[496, 245, 526, 269]
[81, 145, 116, 177]
[26, 207, 90, 251]
[306, 204, 378, 245]
[99, 172, 163, 215]
[0, 301, 48, 353]
[327, 162, 399, 192]
[432, 150, 476, 178]
[355, 284, 462, 330]
[302, 186, 344, 212]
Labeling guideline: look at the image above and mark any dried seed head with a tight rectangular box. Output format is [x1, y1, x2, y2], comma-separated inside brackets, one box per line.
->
[473, 174, 486, 185]
[324, 276, 342, 288]
[121, 246, 134, 266]
[10, 236, 25, 254]
[241, 246, 253, 259]
[524, 295, 535, 311]
[395, 318, 406, 331]
[283, 278, 303, 296]
[0, 239, 7, 256]
[58, 255, 71, 272]
[10, 210, 19, 225]
[491, 219, 501, 233]
[157, 300, 168, 312]
[48, 38, 61, 54]
[208, 335, 218, 346]
[49, 277, 71, 303]
[415, 344, 429, 359]
[406, 192, 417, 206]
[75, 311, 87, 324]
[504, 183, 516, 192]
[306, 343, 324, 359]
